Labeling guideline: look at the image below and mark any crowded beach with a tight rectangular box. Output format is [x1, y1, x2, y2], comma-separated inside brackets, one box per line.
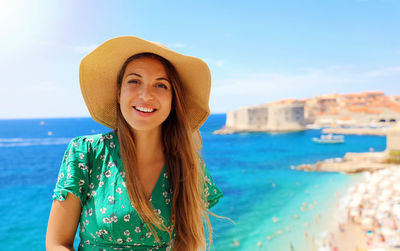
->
[317, 166, 400, 251]
[295, 126, 400, 251]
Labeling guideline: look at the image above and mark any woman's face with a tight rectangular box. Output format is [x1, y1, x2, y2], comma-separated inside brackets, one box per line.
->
[119, 57, 172, 133]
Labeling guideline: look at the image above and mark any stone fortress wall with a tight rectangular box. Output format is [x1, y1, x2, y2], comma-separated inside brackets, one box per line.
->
[225, 100, 306, 132]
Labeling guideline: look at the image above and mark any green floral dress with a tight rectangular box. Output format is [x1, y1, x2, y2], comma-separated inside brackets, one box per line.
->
[52, 130, 223, 251]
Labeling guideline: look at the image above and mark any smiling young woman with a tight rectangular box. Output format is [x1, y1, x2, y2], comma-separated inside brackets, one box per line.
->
[46, 37, 223, 251]
[118, 56, 173, 133]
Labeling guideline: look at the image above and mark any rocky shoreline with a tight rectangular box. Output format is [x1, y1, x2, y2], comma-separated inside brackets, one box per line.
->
[291, 151, 397, 173]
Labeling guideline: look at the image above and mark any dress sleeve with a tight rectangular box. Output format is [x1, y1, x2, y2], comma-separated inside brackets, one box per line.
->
[200, 157, 223, 209]
[52, 136, 91, 206]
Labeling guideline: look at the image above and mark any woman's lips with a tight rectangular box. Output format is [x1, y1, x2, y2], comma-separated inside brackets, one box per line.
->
[134, 106, 156, 113]
[132, 106, 157, 117]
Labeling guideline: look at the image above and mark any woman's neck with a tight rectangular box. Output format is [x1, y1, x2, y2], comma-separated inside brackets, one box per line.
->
[132, 127, 164, 167]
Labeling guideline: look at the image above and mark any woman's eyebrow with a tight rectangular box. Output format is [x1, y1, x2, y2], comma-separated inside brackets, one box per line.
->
[126, 73, 169, 82]
[156, 77, 170, 82]
[126, 73, 142, 78]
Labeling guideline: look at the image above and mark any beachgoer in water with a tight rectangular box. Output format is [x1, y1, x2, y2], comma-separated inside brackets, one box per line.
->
[46, 36, 223, 251]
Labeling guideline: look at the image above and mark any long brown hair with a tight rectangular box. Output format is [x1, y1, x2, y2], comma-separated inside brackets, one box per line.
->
[116, 53, 212, 250]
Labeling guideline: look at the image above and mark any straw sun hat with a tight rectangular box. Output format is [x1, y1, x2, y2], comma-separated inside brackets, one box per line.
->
[79, 36, 211, 148]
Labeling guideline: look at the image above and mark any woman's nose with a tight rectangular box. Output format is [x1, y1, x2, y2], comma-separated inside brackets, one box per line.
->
[138, 84, 154, 100]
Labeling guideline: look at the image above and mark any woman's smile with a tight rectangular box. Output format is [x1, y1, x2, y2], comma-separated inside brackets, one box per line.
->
[132, 105, 158, 117]
[133, 106, 156, 113]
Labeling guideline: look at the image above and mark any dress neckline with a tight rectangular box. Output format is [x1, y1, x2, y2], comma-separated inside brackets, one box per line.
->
[112, 130, 166, 201]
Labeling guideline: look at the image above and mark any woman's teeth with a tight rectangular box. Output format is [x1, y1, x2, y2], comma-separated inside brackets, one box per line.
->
[134, 106, 156, 113]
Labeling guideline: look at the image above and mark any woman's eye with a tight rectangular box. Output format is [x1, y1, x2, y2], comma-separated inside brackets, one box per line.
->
[127, 80, 139, 84]
[156, 83, 168, 89]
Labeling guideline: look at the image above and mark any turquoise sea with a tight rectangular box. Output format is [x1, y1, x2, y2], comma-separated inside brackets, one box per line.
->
[0, 114, 386, 250]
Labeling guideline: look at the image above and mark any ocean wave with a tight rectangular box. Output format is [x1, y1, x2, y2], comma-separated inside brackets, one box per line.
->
[0, 137, 72, 147]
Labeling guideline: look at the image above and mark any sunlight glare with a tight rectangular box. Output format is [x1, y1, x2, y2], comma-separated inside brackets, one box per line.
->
[0, 0, 28, 33]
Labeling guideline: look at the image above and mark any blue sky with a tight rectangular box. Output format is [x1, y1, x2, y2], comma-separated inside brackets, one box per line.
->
[0, 0, 399, 118]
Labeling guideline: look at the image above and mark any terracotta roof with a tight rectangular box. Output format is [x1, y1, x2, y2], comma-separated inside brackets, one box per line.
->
[347, 106, 382, 114]
[362, 91, 385, 96]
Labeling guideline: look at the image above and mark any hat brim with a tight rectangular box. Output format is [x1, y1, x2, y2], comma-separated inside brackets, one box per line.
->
[79, 36, 211, 132]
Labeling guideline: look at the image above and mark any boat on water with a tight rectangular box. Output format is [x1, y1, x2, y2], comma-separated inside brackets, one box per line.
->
[312, 134, 345, 144]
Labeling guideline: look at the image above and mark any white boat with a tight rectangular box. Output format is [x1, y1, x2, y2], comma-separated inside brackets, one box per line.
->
[312, 134, 344, 144]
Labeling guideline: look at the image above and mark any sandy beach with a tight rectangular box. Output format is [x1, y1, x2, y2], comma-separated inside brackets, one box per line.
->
[317, 166, 400, 251]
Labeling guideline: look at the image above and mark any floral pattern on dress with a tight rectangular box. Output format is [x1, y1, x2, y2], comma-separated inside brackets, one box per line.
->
[52, 131, 223, 251]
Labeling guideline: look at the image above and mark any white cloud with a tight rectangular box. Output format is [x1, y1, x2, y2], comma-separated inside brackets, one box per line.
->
[205, 58, 225, 68]
[365, 66, 400, 77]
[171, 43, 185, 48]
[71, 44, 98, 54]
[40, 41, 57, 47]
[40, 41, 98, 55]
[214, 60, 225, 67]
[210, 65, 400, 113]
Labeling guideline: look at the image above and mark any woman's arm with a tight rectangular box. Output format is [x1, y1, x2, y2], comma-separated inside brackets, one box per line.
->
[46, 193, 82, 251]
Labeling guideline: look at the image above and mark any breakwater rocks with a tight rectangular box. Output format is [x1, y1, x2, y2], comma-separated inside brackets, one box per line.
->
[291, 152, 398, 173]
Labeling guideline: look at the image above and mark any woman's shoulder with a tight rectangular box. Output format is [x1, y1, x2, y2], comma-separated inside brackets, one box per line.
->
[68, 130, 117, 148]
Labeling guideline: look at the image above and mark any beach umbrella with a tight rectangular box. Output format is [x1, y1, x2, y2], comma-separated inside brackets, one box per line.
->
[362, 193, 373, 200]
[394, 183, 400, 192]
[350, 208, 359, 217]
[361, 209, 375, 217]
[379, 179, 391, 189]
[361, 217, 373, 228]
[380, 189, 393, 200]
[349, 194, 362, 208]
[393, 204, 400, 216]
[381, 218, 397, 229]
[370, 174, 382, 183]
[364, 171, 371, 180]
[379, 169, 391, 176]
[393, 169, 400, 178]
[369, 198, 379, 206]
[376, 212, 388, 221]
[367, 185, 377, 193]
[338, 196, 352, 209]
[358, 183, 366, 193]
[347, 186, 356, 194]
[381, 227, 396, 237]
[378, 202, 392, 213]
[389, 176, 397, 183]
[319, 231, 328, 239]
